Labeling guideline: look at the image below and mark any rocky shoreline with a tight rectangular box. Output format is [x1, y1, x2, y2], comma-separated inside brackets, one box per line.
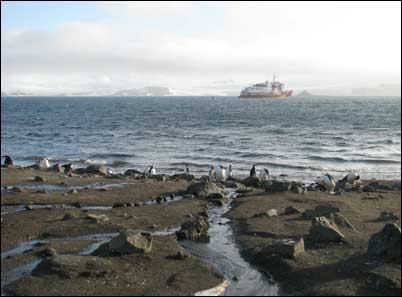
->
[1, 165, 401, 296]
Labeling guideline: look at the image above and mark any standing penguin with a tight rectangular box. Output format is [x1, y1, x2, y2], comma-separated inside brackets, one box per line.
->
[215, 165, 227, 182]
[148, 165, 156, 176]
[185, 164, 190, 175]
[228, 164, 233, 178]
[322, 174, 337, 194]
[38, 157, 50, 169]
[3, 155, 14, 167]
[250, 165, 256, 177]
[62, 163, 73, 175]
[259, 168, 270, 182]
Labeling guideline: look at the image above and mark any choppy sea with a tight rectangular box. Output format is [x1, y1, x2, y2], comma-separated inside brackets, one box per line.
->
[1, 96, 401, 181]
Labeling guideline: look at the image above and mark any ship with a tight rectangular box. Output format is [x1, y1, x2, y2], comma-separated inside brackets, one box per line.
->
[239, 74, 293, 98]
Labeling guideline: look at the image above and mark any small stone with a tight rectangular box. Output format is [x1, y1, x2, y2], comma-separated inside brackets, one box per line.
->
[34, 176, 45, 182]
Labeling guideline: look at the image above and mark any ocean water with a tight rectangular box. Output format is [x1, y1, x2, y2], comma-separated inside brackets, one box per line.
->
[1, 96, 401, 181]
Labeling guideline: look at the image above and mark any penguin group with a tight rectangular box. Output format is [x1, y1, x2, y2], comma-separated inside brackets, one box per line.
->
[319, 172, 361, 194]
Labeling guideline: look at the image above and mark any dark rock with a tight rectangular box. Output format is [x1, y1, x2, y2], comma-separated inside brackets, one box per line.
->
[12, 186, 25, 192]
[84, 164, 106, 175]
[107, 230, 152, 254]
[71, 202, 82, 208]
[206, 192, 224, 200]
[254, 209, 278, 218]
[290, 182, 307, 194]
[176, 219, 209, 242]
[183, 194, 195, 199]
[240, 176, 260, 187]
[264, 180, 292, 192]
[325, 212, 355, 230]
[309, 217, 345, 243]
[378, 212, 399, 222]
[37, 248, 57, 258]
[25, 205, 33, 211]
[284, 206, 303, 215]
[171, 173, 195, 182]
[34, 176, 45, 182]
[33, 255, 111, 279]
[112, 202, 126, 208]
[186, 176, 221, 198]
[259, 238, 305, 259]
[62, 213, 76, 220]
[392, 181, 401, 190]
[368, 223, 401, 263]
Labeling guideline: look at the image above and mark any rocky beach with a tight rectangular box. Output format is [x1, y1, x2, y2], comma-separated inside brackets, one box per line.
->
[1, 164, 400, 296]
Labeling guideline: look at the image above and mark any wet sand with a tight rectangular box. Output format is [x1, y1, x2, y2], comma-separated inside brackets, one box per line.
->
[228, 183, 401, 295]
[1, 167, 401, 296]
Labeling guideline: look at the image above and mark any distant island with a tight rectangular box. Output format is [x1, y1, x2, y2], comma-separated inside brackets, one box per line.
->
[296, 90, 313, 97]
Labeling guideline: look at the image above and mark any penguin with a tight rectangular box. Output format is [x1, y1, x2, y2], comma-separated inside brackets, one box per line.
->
[339, 172, 360, 187]
[215, 165, 227, 182]
[208, 165, 216, 181]
[185, 164, 190, 175]
[148, 165, 156, 176]
[259, 168, 270, 182]
[250, 165, 256, 177]
[62, 163, 73, 175]
[38, 157, 50, 169]
[228, 164, 233, 178]
[322, 174, 337, 194]
[3, 155, 14, 167]
[106, 168, 113, 175]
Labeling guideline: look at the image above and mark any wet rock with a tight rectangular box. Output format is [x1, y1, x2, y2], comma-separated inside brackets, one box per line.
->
[33, 255, 111, 279]
[124, 169, 143, 176]
[302, 205, 340, 219]
[62, 213, 76, 220]
[25, 205, 33, 211]
[186, 176, 221, 198]
[183, 194, 195, 199]
[392, 181, 401, 190]
[37, 248, 57, 258]
[12, 186, 25, 192]
[149, 174, 167, 182]
[260, 238, 305, 259]
[290, 182, 307, 194]
[240, 176, 260, 187]
[368, 223, 401, 263]
[363, 182, 394, 192]
[156, 196, 163, 204]
[50, 164, 63, 173]
[68, 189, 78, 194]
[378, 212, 399, 221]
[198, 210, 209, 218]
[171, 173, 195, 182]
[84, 164, 106, 175]
[34, 176, 45, 182]
[71, 202, 82, 208]
[206, 192, 224, 200]
[85, 214, 109, 223]
[134, 202, 142, 207]
[264, 180, 292, 192]
[108, 230, 153, 254]
[309, 217, 345, 243]
[112, 202, 126, 208]
[325, 212, 355, 230]
[176, 219, 210, 242]
[284, 206, 303, 215]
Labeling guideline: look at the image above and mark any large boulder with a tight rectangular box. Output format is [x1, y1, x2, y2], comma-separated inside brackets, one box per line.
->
[264, 180, 292, 193]
[260, 238, 305, 259]
[176, 219, 209, 242]
[368, 223, 401, 263]
[186, 176, 221, 199]
[84, 164, 106, 175]
[107, 230, 153, 254]
[33, 255, 111, 279]
[240, 176, 260, 187]
[309, 217, 345, 243]
[325, 212, 355, 230]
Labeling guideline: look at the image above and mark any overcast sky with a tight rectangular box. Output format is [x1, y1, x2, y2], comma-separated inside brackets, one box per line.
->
[1, 1, 401, 95]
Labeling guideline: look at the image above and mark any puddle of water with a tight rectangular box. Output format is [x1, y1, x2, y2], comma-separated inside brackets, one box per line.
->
[1, 205, 113, 216]
[182, 191, 279, 296]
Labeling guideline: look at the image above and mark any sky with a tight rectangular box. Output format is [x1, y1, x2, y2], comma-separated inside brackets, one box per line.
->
[1, 1, 401, 95]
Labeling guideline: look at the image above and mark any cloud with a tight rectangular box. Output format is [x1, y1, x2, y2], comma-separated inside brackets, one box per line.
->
[1, 2, 401, 94]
